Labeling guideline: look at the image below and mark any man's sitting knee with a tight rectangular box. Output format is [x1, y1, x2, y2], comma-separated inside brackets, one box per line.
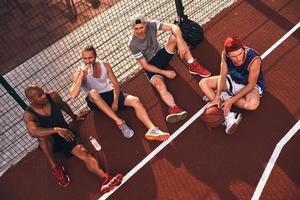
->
[246, 101, 260, 110]
[199, 78, 208, 90]
[74, 144, 88, 153]
[131, 96, 142, 105]
[88, 89, 99, 99]
[169, 34, 177, 44]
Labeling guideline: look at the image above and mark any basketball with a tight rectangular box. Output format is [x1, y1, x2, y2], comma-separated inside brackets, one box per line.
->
[200, 105, 225, 128]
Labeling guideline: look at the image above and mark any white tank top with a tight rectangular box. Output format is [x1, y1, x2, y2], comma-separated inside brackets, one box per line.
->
[82, 61, 112, 95]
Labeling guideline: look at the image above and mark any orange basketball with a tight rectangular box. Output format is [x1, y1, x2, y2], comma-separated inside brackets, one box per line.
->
[200, 105, 225, 128]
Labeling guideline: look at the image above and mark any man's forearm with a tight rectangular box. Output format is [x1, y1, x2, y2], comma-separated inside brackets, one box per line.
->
[30, 127, 58, 138]
[231, 84, 255, 103]
[70, 72, 84, 99]
[113, 85, 120, 101]
[61, 102, 76, 119]
[142, 63, 165, 75]
[171, 25, 184, 41]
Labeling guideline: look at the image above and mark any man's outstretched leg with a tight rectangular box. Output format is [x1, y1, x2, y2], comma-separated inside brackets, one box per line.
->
[165, 34, 211, 77]
[39, 137, 70, 188]
[71, 144, 123, 193]
[124, 95, 170, 141]
[88, 89, 134, 138]
[150, 76, 188, 123]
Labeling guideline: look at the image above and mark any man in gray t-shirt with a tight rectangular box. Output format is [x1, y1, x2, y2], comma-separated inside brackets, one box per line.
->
[128, 14, 211, 124]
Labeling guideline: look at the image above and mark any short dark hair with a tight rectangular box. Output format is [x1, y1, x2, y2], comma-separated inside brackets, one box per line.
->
[83, 45, 97, 57]
[24, 84, 41, 99]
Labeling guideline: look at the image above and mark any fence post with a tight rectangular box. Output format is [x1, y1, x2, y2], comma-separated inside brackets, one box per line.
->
[0, 75, 27, 110]
[175, 0, 185, 18]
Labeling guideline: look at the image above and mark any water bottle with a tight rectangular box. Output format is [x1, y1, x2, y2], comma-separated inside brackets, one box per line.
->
[89, 136, 101, 151]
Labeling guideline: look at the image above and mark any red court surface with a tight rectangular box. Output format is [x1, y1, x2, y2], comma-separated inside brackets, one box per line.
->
[1, 0, 299, 200]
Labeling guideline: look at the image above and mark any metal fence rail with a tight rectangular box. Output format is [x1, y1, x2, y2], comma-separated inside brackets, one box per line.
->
[0, 0, 234, 176]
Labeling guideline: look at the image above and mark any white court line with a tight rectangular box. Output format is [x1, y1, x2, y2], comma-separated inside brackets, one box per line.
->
[261, 22, 300, 59]
[252, 121, 300, 200]
[100, 21, 300, 200]
[100, 105, 208, 199]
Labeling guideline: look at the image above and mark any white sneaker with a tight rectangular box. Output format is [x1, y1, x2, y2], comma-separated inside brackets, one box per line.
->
[223, 112, 242, 135]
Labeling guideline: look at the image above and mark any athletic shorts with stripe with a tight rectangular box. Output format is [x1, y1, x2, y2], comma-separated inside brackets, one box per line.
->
[225, 75, 264, 97]
[145, 47, 175, 81]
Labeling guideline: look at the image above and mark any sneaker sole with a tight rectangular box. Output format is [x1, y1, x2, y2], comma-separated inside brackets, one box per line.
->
[145, 133, 170, 141]
[166, 111, 188, 123]
[100, 174, 123, 193]
[226, 114, 243, 135]
[58, 166, 71, 188]
[123, 131, 135, 139]
[189, 70, 211, 78]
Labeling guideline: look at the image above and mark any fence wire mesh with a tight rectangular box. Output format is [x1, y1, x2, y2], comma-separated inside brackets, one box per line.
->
[0, 0, 234, 175]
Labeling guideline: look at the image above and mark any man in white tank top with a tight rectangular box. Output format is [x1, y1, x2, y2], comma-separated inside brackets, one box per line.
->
[70, 45, 170, 142]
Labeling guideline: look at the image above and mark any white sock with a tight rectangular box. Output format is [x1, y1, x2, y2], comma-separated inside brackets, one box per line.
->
[187, 58, 194, 64]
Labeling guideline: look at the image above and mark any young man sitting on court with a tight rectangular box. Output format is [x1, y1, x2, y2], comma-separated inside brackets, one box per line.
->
[199, 36, 265, 135]
[23, 85, 122, 193]
[69, 45, 170, 142]
[128, 14, 211, 124]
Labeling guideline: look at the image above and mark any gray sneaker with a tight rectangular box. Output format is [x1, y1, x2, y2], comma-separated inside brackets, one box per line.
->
[145, 127, 170, 141]
[118, 121, 134, 138]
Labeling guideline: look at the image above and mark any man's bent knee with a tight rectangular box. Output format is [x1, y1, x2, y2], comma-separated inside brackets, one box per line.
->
[199, 78, 209, 90]
[151, 78, 166, 91]
[246, 101, 260, 110]
[131, 96, 141, 104]
[168, 35, 177, 44]
[89, 89, 99, 99]
[73, 144, 88, 154]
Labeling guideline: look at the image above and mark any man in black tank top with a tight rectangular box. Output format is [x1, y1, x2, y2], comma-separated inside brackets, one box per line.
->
[23, 85, 122, 193]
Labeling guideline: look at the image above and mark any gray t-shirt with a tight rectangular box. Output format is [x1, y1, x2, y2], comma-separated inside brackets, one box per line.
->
[128, 21, 164, 62]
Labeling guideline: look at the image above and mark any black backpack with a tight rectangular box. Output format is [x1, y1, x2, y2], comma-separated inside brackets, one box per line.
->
[174, 0, 204, 49]
[178, 15, 204, 49]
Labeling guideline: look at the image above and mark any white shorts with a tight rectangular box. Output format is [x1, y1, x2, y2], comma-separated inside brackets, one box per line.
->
[226, 75, 263, 97]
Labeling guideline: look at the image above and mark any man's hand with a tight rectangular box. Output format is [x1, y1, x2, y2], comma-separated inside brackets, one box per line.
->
[76, 109, 89, 120]
[163, 70, 176, 79]
[177, 39, 189, 59]
[111, 99, 119, 111]
[209, 95, 222, 109]
[221, 99, 233, 117]
[80, 65, 90, 82]
[54, 127, 75, 142]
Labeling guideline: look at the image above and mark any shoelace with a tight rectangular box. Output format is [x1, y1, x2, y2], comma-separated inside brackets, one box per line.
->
[149, 128, 160, 134]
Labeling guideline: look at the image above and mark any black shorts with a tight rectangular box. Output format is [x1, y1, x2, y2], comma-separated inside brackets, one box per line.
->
[52, 129, 81, 158]
[86, 90, 127, 111]
[145, 47, 174, 81]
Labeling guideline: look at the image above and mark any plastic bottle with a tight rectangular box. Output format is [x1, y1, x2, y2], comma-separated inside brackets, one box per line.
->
[89, 136, 101, 151]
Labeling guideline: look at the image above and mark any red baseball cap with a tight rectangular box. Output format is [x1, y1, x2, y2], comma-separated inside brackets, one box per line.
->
[224, 36, 243, 53]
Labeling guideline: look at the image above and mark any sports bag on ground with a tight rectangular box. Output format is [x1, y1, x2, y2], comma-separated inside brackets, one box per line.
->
[178, 15, 204, 49]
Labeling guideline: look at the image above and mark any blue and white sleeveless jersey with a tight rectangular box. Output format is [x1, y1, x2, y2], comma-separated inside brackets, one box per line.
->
[226, 47, 265, 91]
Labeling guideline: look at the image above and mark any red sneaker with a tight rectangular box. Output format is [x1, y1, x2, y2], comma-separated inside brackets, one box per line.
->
[188, 60, 211, 77]
[51, 165, 70, 188]
[100, 173, 123, 193]
[166, 105, 188, 123]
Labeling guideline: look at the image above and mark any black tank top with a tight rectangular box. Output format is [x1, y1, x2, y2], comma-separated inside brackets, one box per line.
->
[26, 94, 68, 129]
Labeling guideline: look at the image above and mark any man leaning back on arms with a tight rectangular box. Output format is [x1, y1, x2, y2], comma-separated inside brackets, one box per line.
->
[128, 14, 211, 124]
[23, 85, 122, 193]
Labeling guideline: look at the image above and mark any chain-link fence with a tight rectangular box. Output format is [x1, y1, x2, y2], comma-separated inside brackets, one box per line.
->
[0, 0, 234, 176]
